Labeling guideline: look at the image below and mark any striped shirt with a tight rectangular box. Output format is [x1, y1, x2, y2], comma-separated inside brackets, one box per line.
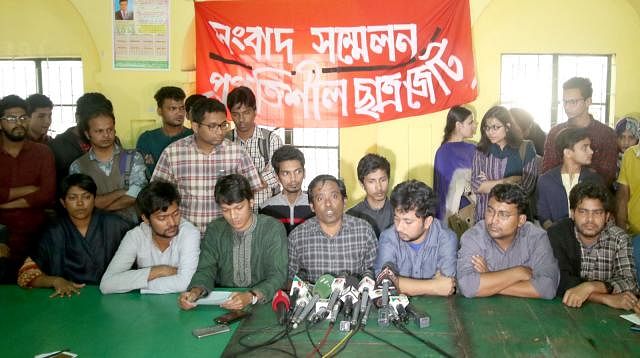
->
[151, 135, 262, 233]
[471, 143, 538, 222]
[229, 128, 283, 209]
[259, 191, 314, 235]
[288, 214, 378, 282]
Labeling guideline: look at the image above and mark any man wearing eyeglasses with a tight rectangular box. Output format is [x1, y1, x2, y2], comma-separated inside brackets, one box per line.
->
[152, 98, 262, 234]
[548, 182, 639, 313]
[457, 184, 559, 299]
[226, 86, 283, 210]
[541, 77, 618, 186]
[0, 95, 56, 283]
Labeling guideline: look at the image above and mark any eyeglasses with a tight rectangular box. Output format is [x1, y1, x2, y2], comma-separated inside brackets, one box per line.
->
[199, 121, 230, 131]
[1, 115, 29, 123]
[485, 207, 516, 221]
[230, 108, 255, 120]
[483, 124, 504, 132]
[562, 98, 585, 106]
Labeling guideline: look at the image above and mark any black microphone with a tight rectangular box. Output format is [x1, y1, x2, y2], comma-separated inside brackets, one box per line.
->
[406, 303, 431, 328]
[376, 262, 398, 327]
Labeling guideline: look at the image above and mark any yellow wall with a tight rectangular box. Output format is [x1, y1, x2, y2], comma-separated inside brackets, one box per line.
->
[2, 0, 640, 207]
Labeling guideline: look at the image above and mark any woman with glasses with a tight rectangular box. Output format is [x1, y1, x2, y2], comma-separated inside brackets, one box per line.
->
[433, 106, 477, 227]
[471, 106, 538, 222]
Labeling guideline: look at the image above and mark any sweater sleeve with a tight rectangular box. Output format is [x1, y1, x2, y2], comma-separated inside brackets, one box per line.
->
[251, 218, 288, 302]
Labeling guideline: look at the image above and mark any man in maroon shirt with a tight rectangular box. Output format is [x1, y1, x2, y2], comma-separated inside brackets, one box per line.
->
[541, 77, 617, 186]
[0, 95, 56, 283]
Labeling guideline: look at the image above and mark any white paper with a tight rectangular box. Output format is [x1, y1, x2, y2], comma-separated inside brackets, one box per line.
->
[196, 291, 232, 305]
[620, 313, 640, 325]
[35, 351, 77, 358]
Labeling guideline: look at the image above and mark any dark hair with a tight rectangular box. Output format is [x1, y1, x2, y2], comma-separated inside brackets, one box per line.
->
[569, 181, 612, 212]
[60, 173, 97, 198]
[226, 86, 256, 111]
[563, 77, 593, 100]
[489, 184, 529, 216]
[390, 180, 437, 218]
[154, 86, 185, 108]
[136, 181, 181, 218]
[76, 92, 113, 131]
[442, 106, 473, 144]
[0, 95, 27, 116]
[477, 105, 523, 153]
[356, 153, 390, 183]
[185, 94, 207, 114]
[509, 108, 534, 133]
[25, 94, 53, 115]
[190, 97, 227, 124]
[215, 174, 253, 205]
[82, 107, 115, 133]
[271, 145, 305, 174]
[308, 174, 347, 203]
[555, 127, 590, 157]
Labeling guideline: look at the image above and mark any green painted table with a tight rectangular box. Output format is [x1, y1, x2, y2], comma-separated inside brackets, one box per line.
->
[2, 286, 639, 357]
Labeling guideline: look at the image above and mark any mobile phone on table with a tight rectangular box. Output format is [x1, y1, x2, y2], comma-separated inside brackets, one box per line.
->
[214, 310, 251, 324]
[192, 324, 230, 338]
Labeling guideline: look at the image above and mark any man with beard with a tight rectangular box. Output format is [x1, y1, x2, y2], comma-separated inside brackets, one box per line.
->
[17, 174, 130, 296]
[260, 145, 314, 234]
[457, 184, 559, 299]
[288, 175, 377, 282]
[374, 180, 457, 296]
[347, 153, 394, 237]
[548, 182, 639, 313]
[0, 95, 55, 283]
[70, 101, 147, 224]
[100, 181, 200, 294]
[136, 86, 192, 178]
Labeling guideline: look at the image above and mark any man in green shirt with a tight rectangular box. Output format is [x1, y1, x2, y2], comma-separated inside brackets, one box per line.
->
[178, 174, 287, 310]
[136, 86, 192, 178]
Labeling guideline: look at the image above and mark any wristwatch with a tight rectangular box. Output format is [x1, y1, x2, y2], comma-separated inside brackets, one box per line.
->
[249, 290, 258, 305]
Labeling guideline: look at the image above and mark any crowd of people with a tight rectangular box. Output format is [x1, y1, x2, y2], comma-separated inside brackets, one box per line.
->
[1, 77, 639, 315]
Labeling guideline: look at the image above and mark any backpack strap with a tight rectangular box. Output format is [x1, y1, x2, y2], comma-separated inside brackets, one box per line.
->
[118, 149, 137, 189]
[258, 128, 272, 167]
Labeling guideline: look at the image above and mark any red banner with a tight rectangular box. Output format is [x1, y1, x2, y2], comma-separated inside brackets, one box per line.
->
[195, 0, 477, 128]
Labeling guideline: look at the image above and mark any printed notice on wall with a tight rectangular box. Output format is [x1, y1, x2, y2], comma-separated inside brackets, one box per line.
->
[113, 0, 170, 70]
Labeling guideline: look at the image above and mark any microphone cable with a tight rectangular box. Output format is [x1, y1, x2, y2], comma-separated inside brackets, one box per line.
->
[360, 327, 417, 357]
[392, 320, 453, 358]
[321, 326, 358, 358]
[304, 321, 333, 358]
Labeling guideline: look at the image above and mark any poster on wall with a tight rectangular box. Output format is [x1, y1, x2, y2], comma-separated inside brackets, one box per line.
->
[113, 0, 170, 70]
[195, 0, 478, 128]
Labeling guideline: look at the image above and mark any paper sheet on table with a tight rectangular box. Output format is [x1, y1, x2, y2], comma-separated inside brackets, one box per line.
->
[196, 291, 232, 305]
[620, 313, 640, 325]
[35, 351, 78, 358]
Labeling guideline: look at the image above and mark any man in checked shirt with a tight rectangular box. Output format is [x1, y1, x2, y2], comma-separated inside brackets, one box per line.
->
[548, 181, 640, 313]
[226, 86, 283, 210]
[288, 175, 378, 283]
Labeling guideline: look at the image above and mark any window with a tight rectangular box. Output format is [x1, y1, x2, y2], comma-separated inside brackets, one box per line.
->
[500, 54, 612, 132]
[269, 127, 340, 190]
[0, 58, 84, 137]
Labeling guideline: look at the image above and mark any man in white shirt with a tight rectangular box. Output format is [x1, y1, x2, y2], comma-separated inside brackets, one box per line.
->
[100, 181, 200, 294]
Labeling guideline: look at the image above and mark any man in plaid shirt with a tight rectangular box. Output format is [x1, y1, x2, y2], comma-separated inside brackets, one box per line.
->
[152, 98, 262, 234]
[288, 175, 378, 283]
[226, 86, 283, 210]
[548, 181, 640, 313]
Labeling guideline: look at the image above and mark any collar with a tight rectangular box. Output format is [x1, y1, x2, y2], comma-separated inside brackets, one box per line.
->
[88, 143, 121, 161]
[631, 144, 640, 158]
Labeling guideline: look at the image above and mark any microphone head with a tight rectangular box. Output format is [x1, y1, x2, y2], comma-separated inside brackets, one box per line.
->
[344, 275, 359, 290]
[272, 290, 290, 311]
[376, 262, 399, 287]
[313, 274, 335, 299]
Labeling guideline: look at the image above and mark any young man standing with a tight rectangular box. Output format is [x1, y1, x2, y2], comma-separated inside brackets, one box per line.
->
[152, 98, 262, 233]
[178, 175, 287, 310]
[537, 127, 601, 229]
[0, 95, 55, 282]
[259, 145, 314, 234]
[100, 181, 200, 294]
[457, 184, 559, 299]
[542, 77, 617, 186]
[226, 86, 283, 209]
[548, 182, 639, 313]
[70, 101, 147, 224]
[25, 94, 54, 143]
[136, 86, 192, 178]
[347, 153, 394, 237]
[375, 180, 457, 296]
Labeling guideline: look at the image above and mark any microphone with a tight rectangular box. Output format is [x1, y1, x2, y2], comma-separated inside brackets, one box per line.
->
[339, 276, 360, 331]
[406, 303, 431, 328]
[292, 295, 319, 328]
[389, 294, 410, 323]
[360, 300, 373, 326]
[307, 274, 334, 323]
[289, 275, 309, 313]
[325, 276, 345, 319]
[358, 275, 375, 315]
[376, 262, 398, 327]
[272, 290, 290, 325]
